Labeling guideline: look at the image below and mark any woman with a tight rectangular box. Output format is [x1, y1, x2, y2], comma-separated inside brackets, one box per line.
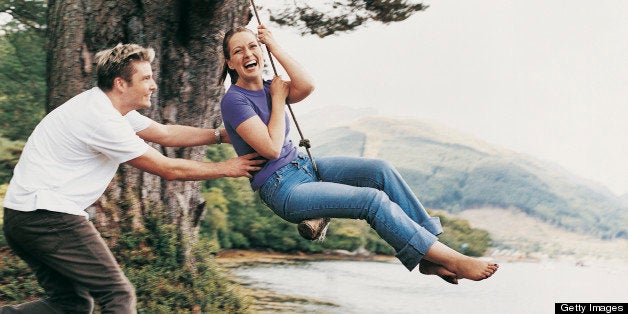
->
[218, 25, 498, 284]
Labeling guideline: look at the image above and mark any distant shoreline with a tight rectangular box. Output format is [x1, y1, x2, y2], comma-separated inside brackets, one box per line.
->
[215, 249, 395, 268]
[215, 248, 628, 272]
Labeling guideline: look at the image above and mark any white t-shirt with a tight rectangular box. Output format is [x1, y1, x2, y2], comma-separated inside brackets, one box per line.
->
[3, 87, 151, 217]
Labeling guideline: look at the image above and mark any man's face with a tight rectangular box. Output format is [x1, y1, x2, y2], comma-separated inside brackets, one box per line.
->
[123, 61, 157, 110]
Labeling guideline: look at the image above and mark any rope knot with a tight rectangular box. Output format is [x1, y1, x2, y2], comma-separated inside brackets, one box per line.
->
[299, 139, 311, 148]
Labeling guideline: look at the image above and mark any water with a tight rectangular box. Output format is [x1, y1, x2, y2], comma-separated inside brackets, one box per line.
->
[232, 259, 628, 313]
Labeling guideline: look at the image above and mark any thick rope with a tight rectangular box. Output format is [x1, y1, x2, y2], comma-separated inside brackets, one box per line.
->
[249, 0, 321, 181]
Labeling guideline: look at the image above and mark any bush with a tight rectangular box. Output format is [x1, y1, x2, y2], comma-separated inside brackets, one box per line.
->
[0, 138, 24, 185]
[435, 211, 492, 256]
[114, 210, 250, 313]
[0, 247, 44, 305]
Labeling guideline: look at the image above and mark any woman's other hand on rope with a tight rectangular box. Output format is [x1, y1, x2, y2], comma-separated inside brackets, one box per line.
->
[257, 24, 314, 104]
[257, 24, 277, 52]
[270, 75, 290, 105]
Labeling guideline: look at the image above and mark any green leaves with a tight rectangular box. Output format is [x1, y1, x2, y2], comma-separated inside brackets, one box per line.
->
[0, 137, 24, 184]
[0, 28, 45, 140]
[0, 0, 47, 33]
[267, 0, 427, 37]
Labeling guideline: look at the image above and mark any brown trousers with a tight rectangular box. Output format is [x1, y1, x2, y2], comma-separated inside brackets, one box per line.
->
[1, 208, 136, 314]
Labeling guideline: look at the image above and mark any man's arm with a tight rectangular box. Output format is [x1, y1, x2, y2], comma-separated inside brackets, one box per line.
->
[126, 147, 261, 180]
[136, 121, 230, 147]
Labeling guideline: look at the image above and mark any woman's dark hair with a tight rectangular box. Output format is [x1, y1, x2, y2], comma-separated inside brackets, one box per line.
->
[218, 26, 256, 86]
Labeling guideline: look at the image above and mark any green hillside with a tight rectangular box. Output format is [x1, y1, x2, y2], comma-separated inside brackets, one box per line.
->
[302, 115, 627, 239]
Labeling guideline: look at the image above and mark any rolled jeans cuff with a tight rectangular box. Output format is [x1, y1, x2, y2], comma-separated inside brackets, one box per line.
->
[425, 216, 443, 236]
[395, 229, 438, 271]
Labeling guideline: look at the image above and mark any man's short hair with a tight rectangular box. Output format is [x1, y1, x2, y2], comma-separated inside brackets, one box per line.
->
[94, 44, 155, 91]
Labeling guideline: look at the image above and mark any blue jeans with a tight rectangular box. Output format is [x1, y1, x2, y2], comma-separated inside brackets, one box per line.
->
[260, 154, 443, 271]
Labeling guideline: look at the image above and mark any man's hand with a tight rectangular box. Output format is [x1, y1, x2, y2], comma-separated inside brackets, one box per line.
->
[221, 152, 265, 178]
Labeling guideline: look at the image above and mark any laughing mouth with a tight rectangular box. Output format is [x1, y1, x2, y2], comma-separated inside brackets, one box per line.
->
[244, 60, 258, 69]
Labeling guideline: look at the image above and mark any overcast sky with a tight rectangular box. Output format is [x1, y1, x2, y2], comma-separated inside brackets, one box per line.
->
[258, 0, 628, 195]
[3, 3, 626, 195]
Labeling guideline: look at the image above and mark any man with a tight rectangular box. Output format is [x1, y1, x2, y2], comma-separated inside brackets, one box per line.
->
[1, 44, 262, 313]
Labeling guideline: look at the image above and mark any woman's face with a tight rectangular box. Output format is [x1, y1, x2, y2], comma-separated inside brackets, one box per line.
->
[226, 31, 264, 84]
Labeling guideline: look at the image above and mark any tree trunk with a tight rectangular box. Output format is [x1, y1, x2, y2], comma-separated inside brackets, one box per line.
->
[46, 0, 251, 270]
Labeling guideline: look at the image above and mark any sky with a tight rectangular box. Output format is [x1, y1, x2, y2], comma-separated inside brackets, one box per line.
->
[2, 3, 626, 195]
[256, 0, 628, 196]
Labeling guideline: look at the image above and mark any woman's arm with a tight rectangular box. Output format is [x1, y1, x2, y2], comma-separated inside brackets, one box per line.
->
[136, 122, 230, 147]
[258, 24, 315, 104]
[234, 76, 289, 159]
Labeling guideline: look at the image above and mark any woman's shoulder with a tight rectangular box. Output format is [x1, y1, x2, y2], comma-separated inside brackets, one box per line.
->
[222, 86, 249, 103]
[221, 87, 256, 121]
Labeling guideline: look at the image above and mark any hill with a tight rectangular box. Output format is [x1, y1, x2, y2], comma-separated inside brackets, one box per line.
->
[292, 107, 627, 240]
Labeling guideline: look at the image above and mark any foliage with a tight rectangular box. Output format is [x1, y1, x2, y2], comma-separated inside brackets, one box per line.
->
[0, 0, 47, 33]
[267, 0, 427, 37]
[0, 137, 24, 184]
[0, 247, 44, 305]
[110, 209, 249, 313]
[0, 28, 46, 140]
[435, 212, 492, 257]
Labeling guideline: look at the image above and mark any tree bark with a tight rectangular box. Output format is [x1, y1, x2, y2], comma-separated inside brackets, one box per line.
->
[46, 0, 251, 270]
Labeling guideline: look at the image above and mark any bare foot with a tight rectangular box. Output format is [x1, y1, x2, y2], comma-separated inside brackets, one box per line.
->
[449, 255, 499, 281]
[424, 241, 499, 282]
[419, 260, 458, 284]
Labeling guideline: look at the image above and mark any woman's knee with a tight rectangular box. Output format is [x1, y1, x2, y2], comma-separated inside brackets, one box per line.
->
[366, 158, 397, 179]
[377, 159, 398, 176]
[361, 189, 390, 222]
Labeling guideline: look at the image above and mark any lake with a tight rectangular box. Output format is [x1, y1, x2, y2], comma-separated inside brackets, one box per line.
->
[231, 258, 628, 313]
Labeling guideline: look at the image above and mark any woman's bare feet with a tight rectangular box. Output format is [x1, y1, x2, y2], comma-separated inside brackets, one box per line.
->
[419, 260, 459, 284]
[423, 241, 499, 282]
[449, 255, 499, 281]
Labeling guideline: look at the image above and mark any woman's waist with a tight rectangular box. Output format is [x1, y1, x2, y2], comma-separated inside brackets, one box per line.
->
[251, 150, 302, 190]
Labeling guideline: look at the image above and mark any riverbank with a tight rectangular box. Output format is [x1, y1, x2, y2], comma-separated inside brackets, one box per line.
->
[214, 249, 524, 313]
[215, 249, 395, 269]
[215, 250, 396, 313]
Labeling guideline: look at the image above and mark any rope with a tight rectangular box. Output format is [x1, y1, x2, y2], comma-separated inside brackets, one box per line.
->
[249, 0, 321, 181]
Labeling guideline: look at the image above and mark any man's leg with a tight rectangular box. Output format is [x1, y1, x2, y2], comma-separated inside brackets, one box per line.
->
[3, 208, 87, 313]
[2, 208, 135, 314]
